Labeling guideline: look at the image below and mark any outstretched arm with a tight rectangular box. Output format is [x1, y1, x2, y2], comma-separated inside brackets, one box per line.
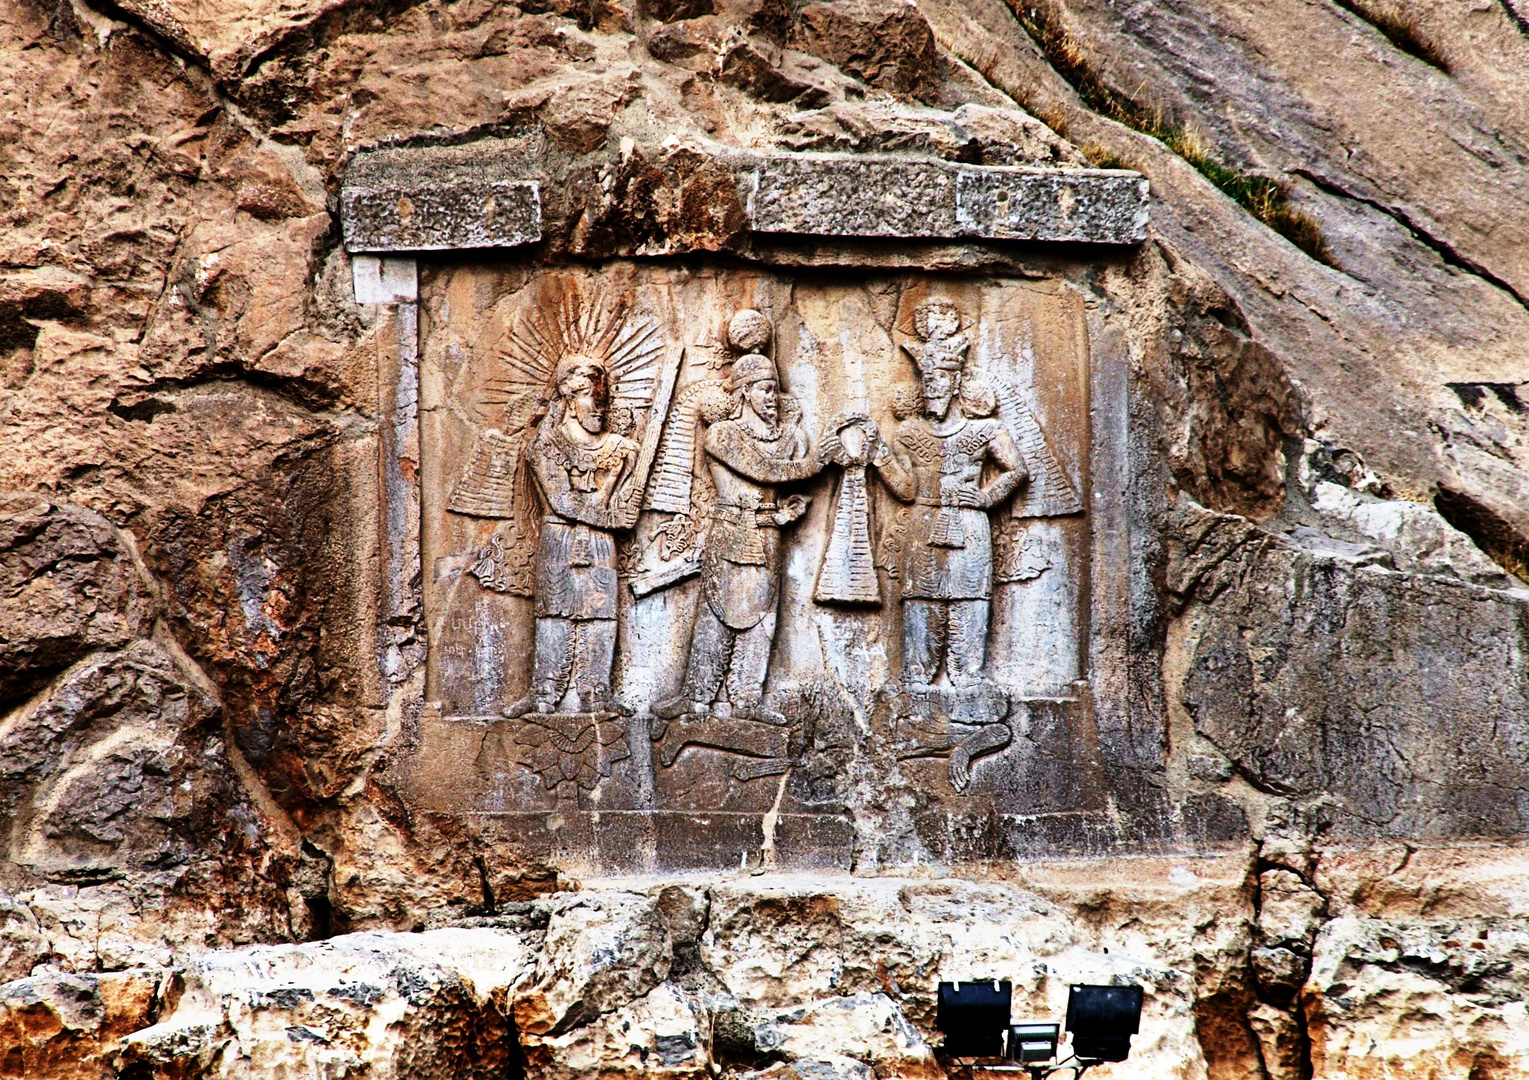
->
[704, 423, 820, 484]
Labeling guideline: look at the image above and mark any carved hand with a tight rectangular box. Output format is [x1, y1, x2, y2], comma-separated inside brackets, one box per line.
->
[776, 493, 810, 524]
[818, 431, 847, 467]
[820, 414, 880, 466]
[951, 485, 986, 509]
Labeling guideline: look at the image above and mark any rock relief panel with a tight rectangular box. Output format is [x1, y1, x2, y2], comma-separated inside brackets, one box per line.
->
[417, 263, 1097, 870]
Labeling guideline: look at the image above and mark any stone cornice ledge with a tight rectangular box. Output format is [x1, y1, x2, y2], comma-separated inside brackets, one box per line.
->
[341, 146, 1148, 253]
[740, 153, 1148, 245]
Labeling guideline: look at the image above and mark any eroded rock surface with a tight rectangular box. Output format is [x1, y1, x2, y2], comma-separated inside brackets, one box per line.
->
[2, 0, 1527, 1075]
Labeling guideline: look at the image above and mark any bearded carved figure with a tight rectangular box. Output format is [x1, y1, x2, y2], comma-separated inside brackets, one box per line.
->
[649, 310, 830, 779]
[868, 297, 1029, 791]
[505, 353, 640, 719]
[446, 290, 681, 788]
[875, 297, 1028, 689]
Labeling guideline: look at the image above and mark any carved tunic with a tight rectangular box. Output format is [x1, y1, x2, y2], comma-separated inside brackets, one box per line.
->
[884, 417, 1020, 601]
[700, 417, 816, 630]
[529, 424, 638, 620]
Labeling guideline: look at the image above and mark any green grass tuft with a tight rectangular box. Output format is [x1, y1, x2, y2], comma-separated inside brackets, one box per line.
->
[1006, 0, 1336, 266]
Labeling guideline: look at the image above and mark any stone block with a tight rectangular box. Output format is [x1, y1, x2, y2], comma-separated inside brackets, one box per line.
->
[743, 154, 1148, 244]
[117, 928, 535, 1079]
[340, 143, 1148, 254]
[351, 255, 418, 304]
[342, 179, 541, 252]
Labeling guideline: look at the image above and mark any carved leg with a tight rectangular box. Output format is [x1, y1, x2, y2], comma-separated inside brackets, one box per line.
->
[504, 617, 574, 718]
[572, 617, 618, 714]
[727, 611, 784, 724]
[901, 599, 947, 689]
[947, 720, 1012, 793]
[654, 603, 733, 720]
[945, 599, 990, 689]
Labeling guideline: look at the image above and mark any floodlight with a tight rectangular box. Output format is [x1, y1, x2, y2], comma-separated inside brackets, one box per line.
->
[1008, 1022, 1059, 1064]
[937, 980, 1012, 1058]
[1065, 984, 1144, 1063]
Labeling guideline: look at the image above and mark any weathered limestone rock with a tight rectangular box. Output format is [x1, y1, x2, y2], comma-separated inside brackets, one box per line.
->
[515, 892, 675, 1035]
[1170, 499, 1529, 840]
[119, 927, 534, 1079]
[340, 145, 1148, 250]
[5, 0, 1529, 1075]
[748, 993, 942, 1079]
[696, 868, 1249, 1078]
[742, 154, 1147, 242]
[0, 969, 158, 1080]
[0, 892, 45, 983]
[791, 0, 942, 100]
[342, 180, 542, 253]
[1247, 1001, 1307, 1080]
[1306, 916, 1529, 1079]
[523, 981, 711, 1079]
[0, 496, 153, 704]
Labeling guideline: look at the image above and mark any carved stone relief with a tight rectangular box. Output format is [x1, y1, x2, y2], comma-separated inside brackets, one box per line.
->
[416, 263, 1097, 871]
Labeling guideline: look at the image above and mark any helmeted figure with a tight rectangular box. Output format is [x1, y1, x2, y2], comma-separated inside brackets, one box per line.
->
[654, 343, 819, 727]
[503, 353, 640, 718]
[874, 297, 1028, 689]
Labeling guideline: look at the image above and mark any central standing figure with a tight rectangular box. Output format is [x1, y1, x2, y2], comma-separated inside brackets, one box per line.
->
[654, 319, 821, 728]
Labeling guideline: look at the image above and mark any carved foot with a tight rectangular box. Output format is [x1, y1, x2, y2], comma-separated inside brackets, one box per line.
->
[948, 745, 973, 793]
[733, 702, 788, 726]
[503, 693, 557, 719]
[577, 689, 629, 717]
[732, 757, 789, 781]
[653, 694, 697, 721]
[656, 723, 690, 768]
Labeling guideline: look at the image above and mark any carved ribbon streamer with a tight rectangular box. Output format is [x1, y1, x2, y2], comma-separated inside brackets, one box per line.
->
[814, 463, 880, 605]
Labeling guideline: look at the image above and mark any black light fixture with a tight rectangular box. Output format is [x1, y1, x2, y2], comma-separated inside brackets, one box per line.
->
[1065, 984, 1144, 1063]
[937, 981, 1012, 1058]
[934, 978, 1145, 1078]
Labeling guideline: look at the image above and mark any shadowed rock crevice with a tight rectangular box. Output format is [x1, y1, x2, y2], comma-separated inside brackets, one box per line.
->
[1292, 167, 1529, 313]
[1329, 0, 1450, 73]
[1433, 486, 1529, 583]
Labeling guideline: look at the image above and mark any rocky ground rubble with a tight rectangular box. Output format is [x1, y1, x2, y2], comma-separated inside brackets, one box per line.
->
[3, 859, 1528, 1078]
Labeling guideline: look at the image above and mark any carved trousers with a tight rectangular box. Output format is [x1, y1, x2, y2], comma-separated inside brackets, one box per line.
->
[902, 598, 989, 688]
[681, 603, 778, 710]
[530, 616, 617, 710]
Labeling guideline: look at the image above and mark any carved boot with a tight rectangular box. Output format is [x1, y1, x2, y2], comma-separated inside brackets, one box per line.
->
[503, 683, 559, 718]
[732, 696, 787, 726]
[575, 686, 625, 717]
[652, 694, 695, 720]
[654, 694, 706, 718]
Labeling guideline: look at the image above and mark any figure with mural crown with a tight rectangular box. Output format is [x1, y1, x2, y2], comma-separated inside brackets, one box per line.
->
[869, 297, 1028, 791]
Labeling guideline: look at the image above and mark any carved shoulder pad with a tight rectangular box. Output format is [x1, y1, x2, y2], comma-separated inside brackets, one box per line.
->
[896, 421, 941, 461]
[955, 418, 1003, 455]
[533, 424, 573, 470]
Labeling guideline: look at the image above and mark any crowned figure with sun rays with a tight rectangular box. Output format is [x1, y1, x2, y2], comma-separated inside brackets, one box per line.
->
[448, 286, 680, 788]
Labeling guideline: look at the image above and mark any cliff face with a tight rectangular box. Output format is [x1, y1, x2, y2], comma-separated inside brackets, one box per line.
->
[2, 0, 1527, 1077]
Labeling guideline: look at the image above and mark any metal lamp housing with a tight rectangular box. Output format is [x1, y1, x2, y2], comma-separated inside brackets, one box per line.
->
[1008, 1022, 1060, 1063]
[1064, 984, 1144, 1063]
[937, 981, 1013, 1058]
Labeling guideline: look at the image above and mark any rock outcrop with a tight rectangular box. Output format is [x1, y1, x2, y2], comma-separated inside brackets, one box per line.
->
[2, 0, 1527, 1075]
